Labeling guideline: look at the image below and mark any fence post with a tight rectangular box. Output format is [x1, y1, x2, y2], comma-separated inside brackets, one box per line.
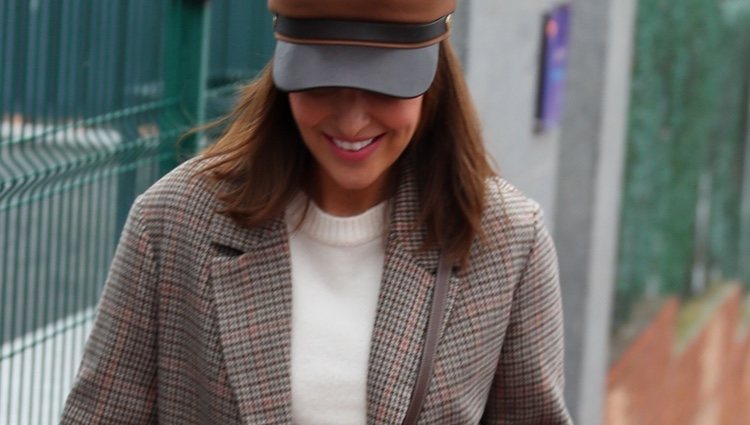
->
[741, 78, 750, 285]
[115, 0, 211, 242]
[161, 0, 211, 174]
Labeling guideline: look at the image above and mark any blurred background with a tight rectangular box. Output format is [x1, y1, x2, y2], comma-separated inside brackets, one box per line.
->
[0, 0, 748, 424]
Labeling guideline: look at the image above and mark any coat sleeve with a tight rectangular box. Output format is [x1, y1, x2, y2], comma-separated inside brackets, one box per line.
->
[481, 207, 572, 424]
[60, 196, 159, 424]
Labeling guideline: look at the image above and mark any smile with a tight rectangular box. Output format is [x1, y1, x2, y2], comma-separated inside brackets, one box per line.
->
[327, 134, 383, 152]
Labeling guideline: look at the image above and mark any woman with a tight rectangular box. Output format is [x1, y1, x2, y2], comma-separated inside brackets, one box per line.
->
[61, 0, 571, 423]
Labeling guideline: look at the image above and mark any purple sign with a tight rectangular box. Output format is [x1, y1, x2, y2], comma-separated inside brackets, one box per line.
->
[536, 4, 571, 133]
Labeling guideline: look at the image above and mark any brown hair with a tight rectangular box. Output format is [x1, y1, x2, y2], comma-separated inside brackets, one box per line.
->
[198, 41, 495, 266]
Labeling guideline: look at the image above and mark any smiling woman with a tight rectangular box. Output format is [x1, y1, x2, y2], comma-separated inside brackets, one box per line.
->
[288, 88, 423, 215]
[60, 1, 572, 424]
[197, 40, 492, 264]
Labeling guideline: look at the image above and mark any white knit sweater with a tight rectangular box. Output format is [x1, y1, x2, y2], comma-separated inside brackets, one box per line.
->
[285, 195, 388, 425]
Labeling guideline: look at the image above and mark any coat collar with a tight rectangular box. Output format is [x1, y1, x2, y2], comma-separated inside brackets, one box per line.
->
[206, 164, 461, 424]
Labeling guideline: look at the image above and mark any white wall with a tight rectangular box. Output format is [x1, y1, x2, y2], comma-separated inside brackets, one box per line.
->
[457, 1, 638, 424]
[463, 0, 563, 231]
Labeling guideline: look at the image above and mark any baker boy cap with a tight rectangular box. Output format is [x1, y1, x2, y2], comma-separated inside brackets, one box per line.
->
[269, 0, 456, 98]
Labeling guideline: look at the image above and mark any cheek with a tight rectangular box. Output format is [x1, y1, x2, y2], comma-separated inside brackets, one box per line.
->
[384, 97, 423, 135]
[288, 94, 326, 131]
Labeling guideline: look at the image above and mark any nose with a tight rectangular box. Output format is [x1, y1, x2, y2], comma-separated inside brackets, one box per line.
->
[331, 89, 371, 137]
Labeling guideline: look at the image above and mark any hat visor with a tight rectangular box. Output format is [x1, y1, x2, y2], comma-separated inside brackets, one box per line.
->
[272, 40, 439, 99]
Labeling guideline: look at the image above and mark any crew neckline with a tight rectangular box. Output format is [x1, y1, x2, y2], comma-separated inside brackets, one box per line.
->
[285, 194, 389, 247]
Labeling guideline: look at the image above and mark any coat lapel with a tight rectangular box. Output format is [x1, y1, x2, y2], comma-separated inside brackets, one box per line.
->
[366, 168, 462, 424]
[204, 165, 461, 424]
[208, 212, 294, 424]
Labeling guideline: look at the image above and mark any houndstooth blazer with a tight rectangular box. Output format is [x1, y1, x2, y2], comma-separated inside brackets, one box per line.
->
[61, 157, 572, 424]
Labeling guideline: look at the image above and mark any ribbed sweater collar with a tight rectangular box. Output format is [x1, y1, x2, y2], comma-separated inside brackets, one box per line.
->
[285, 194, 388, 247]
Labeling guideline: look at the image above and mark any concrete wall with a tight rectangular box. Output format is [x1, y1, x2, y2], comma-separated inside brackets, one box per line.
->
[553, 0, 635, 422]
[457, 1, 637, 424]
[462, 0, 562, 230]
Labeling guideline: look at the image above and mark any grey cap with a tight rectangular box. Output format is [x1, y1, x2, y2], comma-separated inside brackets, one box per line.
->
[267, 3, 454, 98]
[272, 40, 439, 98]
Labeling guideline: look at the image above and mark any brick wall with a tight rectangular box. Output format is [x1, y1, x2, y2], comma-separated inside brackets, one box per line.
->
[605, 286, 750, 425]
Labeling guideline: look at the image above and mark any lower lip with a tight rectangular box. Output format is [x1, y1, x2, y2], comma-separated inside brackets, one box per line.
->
[325, 134, 383, 162]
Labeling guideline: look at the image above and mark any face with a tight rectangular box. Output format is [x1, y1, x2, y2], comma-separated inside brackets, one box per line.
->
[289, 88, 423, 215]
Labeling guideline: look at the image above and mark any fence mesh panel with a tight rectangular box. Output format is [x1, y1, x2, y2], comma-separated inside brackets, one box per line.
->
[0, 1, 273, 423]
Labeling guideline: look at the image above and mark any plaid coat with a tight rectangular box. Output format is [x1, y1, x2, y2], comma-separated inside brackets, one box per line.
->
[61, 157, 571, 424]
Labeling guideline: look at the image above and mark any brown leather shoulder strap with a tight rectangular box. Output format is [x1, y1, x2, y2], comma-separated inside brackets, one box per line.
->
[402, 254, 452, 425]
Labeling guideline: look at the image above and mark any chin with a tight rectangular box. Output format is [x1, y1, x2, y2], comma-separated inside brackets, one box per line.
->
[332, 174, 380, 192]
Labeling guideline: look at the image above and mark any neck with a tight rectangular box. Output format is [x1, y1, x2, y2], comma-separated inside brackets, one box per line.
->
[308, 170, 395, 217]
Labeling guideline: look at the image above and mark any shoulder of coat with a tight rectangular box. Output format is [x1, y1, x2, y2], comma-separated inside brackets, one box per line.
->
[481, 175, 543, 243]
[134, 156, 221, 230]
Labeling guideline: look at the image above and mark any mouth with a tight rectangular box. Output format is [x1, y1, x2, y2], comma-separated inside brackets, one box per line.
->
[325, 134, 384, 152]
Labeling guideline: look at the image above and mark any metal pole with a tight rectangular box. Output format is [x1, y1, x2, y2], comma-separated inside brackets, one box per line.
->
[116, 0, 211, 243]
[739, 72, 750, 284]
[160, 0, 211, 175]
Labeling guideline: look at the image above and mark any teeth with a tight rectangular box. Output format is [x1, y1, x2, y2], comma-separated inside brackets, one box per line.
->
[332, 137, 375, 152]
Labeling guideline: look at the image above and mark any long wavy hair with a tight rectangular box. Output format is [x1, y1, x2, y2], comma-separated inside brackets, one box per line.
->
[198, 41, 495, 267]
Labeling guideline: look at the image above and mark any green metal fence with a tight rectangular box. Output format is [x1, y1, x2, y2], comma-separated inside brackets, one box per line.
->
[0, 1, 274, 423]
[613, 0, 750, 332]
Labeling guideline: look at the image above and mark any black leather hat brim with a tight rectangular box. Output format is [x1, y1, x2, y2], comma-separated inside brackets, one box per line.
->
[272, 40, 439, 99]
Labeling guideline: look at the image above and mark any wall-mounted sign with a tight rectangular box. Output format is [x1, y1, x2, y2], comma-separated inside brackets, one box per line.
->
[535, 4, 571, 133]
